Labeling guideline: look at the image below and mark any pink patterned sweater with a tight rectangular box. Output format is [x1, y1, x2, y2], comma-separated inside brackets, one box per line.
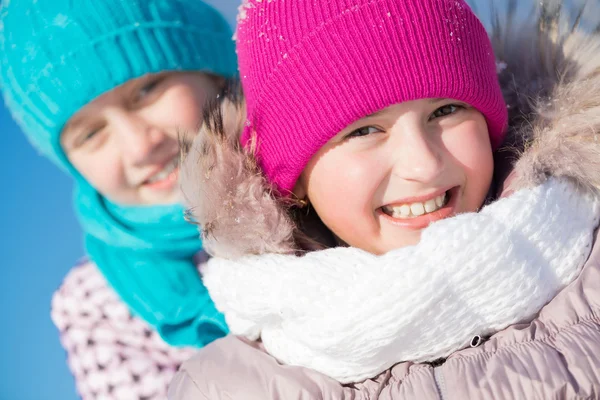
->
[51, 261, 197, 399]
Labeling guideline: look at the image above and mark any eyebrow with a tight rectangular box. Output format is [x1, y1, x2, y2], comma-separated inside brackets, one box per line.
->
[62, 114, 84, 136]
[364, 109, 386, 118]
[428, 98, 447, 104]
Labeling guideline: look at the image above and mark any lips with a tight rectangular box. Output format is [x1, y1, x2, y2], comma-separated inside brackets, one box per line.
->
[382, 192, 448, 219]
[141, 157, 179, 190]
[144, 158, 178, 184]
[378, 187, 459, 230]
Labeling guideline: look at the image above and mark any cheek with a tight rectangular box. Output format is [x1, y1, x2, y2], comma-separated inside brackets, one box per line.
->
[68, 148, 130, 202]
[149, 74, 219, 137]
[306, 151, 380, 237]
[155, 87, 207, 133]
[443, 119, 494, 210]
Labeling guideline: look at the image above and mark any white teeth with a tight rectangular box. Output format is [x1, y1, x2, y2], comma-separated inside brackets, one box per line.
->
[146, 159, 177, 184]
[399, 204, 411, 217]
[410, 203, 425, 216]
[424, 199, 437, 213]
[435, 193, 445, 207]
[383, 192, 449, 219]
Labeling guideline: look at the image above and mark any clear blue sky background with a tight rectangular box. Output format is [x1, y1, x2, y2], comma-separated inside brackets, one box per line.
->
[1, 1, 562, 399]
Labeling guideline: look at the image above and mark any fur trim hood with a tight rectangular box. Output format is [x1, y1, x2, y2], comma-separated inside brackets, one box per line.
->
[180, 2, 600, 260]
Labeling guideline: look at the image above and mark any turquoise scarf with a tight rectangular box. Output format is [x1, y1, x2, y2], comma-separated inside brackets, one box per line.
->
[74, 181, 228, 347]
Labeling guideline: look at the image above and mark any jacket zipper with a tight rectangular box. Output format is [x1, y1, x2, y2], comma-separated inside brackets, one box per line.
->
[433, 366, 448, 400]
[432, 335, 484, 399]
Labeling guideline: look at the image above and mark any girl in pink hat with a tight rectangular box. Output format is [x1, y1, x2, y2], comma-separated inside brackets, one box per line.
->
[170, 0, 600, 398]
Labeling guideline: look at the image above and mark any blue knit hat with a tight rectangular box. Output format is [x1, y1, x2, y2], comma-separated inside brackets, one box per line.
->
[0, 0, 237, 171]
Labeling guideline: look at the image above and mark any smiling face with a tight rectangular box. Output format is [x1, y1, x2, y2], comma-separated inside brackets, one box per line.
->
[60, 72, 223, 205]
[294, 99, 494, 255]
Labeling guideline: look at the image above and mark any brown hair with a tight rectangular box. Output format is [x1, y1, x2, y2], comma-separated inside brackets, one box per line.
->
[289, 204, 337, 252]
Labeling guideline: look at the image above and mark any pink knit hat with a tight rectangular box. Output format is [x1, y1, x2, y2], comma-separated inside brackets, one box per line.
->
[237, 0, 508, 194]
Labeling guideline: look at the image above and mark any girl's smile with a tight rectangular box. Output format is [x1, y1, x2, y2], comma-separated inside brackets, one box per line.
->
[139, 155, 180, 192]
[378, 186, 459, 230]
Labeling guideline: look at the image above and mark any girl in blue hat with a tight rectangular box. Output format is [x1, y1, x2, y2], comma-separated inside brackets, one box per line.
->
[0, 0, 237, 398]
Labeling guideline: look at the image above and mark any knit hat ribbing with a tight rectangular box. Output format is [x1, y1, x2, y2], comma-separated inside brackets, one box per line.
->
[0, 0, 238, 171]
[236, 0, 508, 194]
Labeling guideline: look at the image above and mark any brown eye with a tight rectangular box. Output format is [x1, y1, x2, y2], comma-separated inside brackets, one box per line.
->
[345, 126, 381, 139]
[73, 126, 103, 148]
[430, 104, 464, 120]
[132, 78, 163, 105]
[83, 129, 100, 142]
[139, 81, 158, 98]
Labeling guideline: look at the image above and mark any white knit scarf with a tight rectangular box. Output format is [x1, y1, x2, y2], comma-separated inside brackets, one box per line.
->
[202, 178, 600, 383]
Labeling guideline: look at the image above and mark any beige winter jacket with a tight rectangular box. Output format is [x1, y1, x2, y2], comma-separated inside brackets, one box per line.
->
[169, 4, 600, 400]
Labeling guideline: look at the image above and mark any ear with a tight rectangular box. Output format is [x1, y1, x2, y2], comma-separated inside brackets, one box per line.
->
[292, 175, 307, 201]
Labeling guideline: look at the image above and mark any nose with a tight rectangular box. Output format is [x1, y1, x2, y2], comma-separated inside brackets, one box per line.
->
[389, 125, 444, 183]
[106, 109, 165, 165]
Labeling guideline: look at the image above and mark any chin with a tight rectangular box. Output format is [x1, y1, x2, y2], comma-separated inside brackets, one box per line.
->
[142, 191, 181, 206]
[377, 233, 423, 254]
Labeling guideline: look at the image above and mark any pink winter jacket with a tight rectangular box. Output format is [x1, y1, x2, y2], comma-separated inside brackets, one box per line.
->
[169, 6, 600, 400]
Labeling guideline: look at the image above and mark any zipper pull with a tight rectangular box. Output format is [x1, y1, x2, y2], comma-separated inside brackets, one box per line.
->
[470, 335, 485, 348]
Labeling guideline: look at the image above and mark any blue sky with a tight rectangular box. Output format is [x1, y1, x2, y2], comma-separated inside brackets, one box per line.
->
[2, 0, 555, 398]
